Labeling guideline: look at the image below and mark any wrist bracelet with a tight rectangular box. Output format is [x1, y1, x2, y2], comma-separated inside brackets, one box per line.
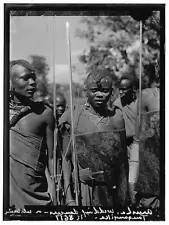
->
[133, 137, 139, 142]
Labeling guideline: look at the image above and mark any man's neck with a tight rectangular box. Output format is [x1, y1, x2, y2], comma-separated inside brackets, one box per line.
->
[12, 93, 33, 107]
[121, 93, 136, 107]
[87, 103, 107, 117]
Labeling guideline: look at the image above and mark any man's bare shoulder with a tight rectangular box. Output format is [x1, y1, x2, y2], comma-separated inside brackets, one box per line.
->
[32, 101, 52, 114]
[141, 88, 155, 104]
[110, 106, 125, 130]
[41, 104, 54, 123]
[43, 105, 53, 115]
[142, 88, 153, 97]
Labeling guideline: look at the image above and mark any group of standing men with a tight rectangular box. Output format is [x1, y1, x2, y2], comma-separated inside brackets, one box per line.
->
[9, 59, 160, 210]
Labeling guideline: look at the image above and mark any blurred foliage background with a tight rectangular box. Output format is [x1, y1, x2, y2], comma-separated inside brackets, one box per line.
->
[76, 11, 160, 85]
[10, 10, 161, 105]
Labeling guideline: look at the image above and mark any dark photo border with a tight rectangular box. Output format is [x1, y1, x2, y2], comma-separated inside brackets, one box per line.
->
[4, 3, 165, 221]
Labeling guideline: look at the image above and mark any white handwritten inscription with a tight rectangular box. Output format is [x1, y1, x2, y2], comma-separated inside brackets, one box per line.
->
[5, 206, 154, 221]
[5, 208, 32, 215]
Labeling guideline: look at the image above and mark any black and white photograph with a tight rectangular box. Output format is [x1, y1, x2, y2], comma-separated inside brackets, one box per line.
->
[3, 3, 165, 221]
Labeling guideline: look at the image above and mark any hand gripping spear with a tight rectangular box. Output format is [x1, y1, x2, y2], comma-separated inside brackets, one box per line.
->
[66, 22, 80, 206]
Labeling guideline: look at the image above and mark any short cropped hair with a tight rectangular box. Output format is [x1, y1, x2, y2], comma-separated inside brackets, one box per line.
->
[10, 59, 34, 75]
[85, 69, 118, 88]
[119, 74, 139, 89]
[48, 92, 66, 105]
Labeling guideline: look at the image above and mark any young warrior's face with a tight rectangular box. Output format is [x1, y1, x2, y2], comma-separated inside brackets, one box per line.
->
[11, 65, 36, 98]
[86, 76, 112, 109]
[119, 79, 133, 99]
[55, 96, 66, 118]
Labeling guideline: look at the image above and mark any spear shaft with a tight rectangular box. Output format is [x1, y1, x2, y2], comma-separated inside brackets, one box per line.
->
[52, 17, 57, 121]
[52, 16, 57, 204]
[138, 20, 142, 128]
[66, 22, 79, 206]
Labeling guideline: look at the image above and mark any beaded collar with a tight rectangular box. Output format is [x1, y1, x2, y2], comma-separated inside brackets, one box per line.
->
[9, 98, 32, 128]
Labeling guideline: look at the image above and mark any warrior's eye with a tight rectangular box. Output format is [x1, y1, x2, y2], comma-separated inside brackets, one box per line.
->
[22, 75, 29, 81]
[102, 88, 110, 93]
[90, 89, 98, 92]
[23, 73, 36, 81]
[31, 74, 36, 81]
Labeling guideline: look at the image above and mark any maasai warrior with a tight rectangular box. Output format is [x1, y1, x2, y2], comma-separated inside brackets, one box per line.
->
[107, 74, 119, 108]
[9, 60, 56, 209]
[48, 92, 67, 121]
[113, 75, 138, 142]
[135, 75, 160, 209]
[113, 75, 139, 205]
[55, 92, 67, 119]
[59, 69, 129, 207]
[46, 92, 67, 205]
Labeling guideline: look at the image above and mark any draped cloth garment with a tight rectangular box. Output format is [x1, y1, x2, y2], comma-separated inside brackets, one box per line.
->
[113, 97, 137, 139]
[75, 130, 128, 207]
[135, 111, 160, 208]
[10, 127, 52, 209]
[60, 105, 129, 207]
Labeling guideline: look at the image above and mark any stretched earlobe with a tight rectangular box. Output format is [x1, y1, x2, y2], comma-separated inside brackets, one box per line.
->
[9, 80, 12, 90]
[84, 85, 88, 97]
[9, 89, 14, 101]
[9, 80, 15, 100]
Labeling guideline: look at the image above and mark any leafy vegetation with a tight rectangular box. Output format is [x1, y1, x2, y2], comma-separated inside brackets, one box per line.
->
[76, 12, 160, 88]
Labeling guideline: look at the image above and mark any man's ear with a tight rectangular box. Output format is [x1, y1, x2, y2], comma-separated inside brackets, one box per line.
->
[84, 85, 88, 96]
[111, 87, 114, 96]
[133, 86, 138, 95]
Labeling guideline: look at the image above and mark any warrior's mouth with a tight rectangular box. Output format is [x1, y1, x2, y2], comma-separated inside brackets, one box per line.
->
[58, 110, 64, 114]
[27, 88, 36, 93]
[120, 93, 125, 98]
[95, 100, 104, 104]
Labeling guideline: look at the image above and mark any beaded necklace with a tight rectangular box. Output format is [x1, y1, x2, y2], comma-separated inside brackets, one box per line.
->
[9, 98, 32, 128]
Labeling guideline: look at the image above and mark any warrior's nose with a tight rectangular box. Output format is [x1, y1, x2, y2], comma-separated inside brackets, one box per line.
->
[119, 89, 123, 94]
[96, 91, 104, 97]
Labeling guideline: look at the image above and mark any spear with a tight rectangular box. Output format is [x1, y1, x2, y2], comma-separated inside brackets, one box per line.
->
[138, 20, 142, 129]
[66, 22, 79, 206]
[52, 15, 57, 205]
[134, 19, 143, 141]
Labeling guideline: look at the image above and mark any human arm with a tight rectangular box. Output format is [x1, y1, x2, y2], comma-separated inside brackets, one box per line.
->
[128, 139, 139, 205]
[131, 90, 152, 182]
[45, 107, 55, 176]
[128, 98, 141, 204]
[112, 107, 125, 130]
[113, 107, 139, 204]
[140, 89, 149, 114]
[45, 107, 57, 203]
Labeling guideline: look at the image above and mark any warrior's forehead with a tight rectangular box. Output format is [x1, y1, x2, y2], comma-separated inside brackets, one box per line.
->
[86, 72, 112, 88]
[56, 95, 66, 104]
[120, 78, 133, 88]
[10, 60, 35, 76]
